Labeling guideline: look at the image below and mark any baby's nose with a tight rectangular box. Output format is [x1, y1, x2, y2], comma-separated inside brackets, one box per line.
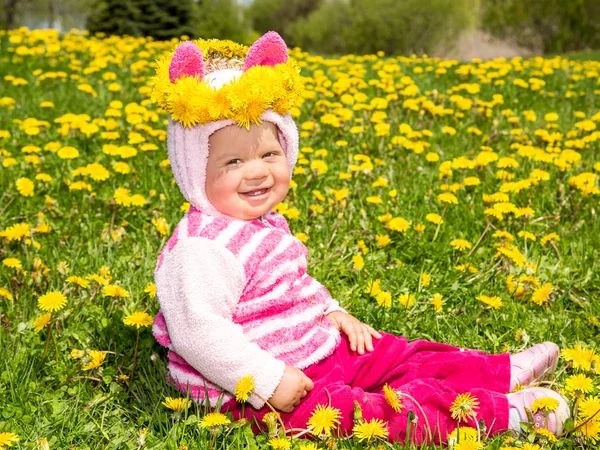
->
[245, 160, 269, 179]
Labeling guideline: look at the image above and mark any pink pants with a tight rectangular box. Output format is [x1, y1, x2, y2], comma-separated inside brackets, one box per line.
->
[223, 333, 510, 444]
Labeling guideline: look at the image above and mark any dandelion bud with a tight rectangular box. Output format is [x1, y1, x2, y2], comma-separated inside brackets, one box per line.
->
[353, 400, 363, 424]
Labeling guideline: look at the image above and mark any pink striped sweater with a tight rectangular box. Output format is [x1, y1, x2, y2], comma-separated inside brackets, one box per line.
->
[153, 206, 344, 409]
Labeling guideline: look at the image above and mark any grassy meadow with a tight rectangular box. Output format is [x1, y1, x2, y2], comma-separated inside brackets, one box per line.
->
[0, 28, 600, 449]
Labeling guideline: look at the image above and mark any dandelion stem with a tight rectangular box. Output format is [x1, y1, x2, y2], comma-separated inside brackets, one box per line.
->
[557, 407, 600, 438]
[400, 392, 433, 444]
[466, 221, 491, 258]
[40, 323, 52, 366]
[130, 329, 140, 383]
[255, 393, 288, 436]
[432, 206, 447, 242]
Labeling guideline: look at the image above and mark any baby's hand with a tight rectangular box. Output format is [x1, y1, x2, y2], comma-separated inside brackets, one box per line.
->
[268, 365, 314, 413]
[327, 311, 382, 355]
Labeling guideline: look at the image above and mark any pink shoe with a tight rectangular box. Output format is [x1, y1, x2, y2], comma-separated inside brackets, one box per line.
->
[506, 387, 570, 435]
[510, 342, 560, 390]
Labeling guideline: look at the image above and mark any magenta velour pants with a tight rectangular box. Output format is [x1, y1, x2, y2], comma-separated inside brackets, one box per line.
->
[223, 333, 511, 444]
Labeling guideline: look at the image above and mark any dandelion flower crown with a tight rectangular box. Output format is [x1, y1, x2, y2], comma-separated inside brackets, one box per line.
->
[151, 32, 304, 129]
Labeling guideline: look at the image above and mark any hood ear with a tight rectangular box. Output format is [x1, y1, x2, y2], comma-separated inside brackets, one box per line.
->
[169, 41, 205, 83]
[244, 31, 288, 70]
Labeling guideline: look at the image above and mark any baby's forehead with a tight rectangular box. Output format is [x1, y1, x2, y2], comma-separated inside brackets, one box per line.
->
[209, 122, 282, 155]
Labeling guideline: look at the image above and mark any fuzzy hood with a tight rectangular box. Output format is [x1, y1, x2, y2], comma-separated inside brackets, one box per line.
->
[164, 33, 300, 218]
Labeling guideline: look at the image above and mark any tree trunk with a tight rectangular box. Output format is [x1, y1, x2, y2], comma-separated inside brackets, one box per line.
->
[4, 0, 21, 29]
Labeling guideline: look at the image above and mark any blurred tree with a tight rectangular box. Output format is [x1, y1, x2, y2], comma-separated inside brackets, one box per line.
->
[135, 0, 197, 40]
[289, 0, 479, 56]
[246, 0, 322, 45]
[195, 0, 251, 44]
[87, 0, 142, 37]
[87, 0, 197, 39]
[481, 0, 600, 53]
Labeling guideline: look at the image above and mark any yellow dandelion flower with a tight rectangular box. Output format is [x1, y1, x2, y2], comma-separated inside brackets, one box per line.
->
[450, 239, 472, 251]
[235, 375, 255, 402]
[530, 397, 559, 412]
[365, 279, 382, 297]
[0, 432, 19, 448]
[123, 311, 153, 329]
[102, 285, 130, 298]
[387, 217, 410, 232]
[565, 374, 594, 395]
[476, 295, 503, 310]
[540, 232, 560, 247]
[383, 384, 404, 412]
[376, 291, 392, 308]
[375, 234, 391, 247]
[398, 293, 415, 307]
[144, 282, 157, 298]
[82, 351, 107, 370]
[307, 404, 342, 436]
[535, 427, 557, 443]
[447, 426, 478, 442]
[162, 397, 191, 412]
[454, 441, 484, 450]
[38, 291, 67, 312]
[450, 392, 479, 422]
[431, 293, 444, 312]
[579, 396, 600, 419]
[352, 254, 365, 270]
[352, 418, 389, 442]
[16, 177, 34, 196]
[421, 272, 432, 287]
[199, 412, 231, 428]
[562, 345, 598, 372]
[530, 283, 554, 306]
[57, 146, 79, 159]
[579, 419, 600, 444]
[32, 313, 52, 332]
[438, 192, 459, 204]
[0, 222, 30, 241]
[268, 437, 291, 449]
[66, 276, 90, 288]
[0, 287, 14, 302]
[426, 213, 443, 224]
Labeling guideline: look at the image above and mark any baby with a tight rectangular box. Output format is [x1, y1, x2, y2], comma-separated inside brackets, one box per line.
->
[151, 32, 570, 443]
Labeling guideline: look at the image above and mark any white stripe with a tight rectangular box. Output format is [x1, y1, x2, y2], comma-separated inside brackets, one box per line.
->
[243, 302, 326, 340]
[261, 233, 296, 266]
[240, 273, 322, 314]
[298, 278, 324, 299]
[214, 220, 246, 247]
[294, 333, 340, 369]
[255, 254, 306, 288]
[268, 325, 322, 355]
[179, 213, 189, 237]
[198, 214, 215, 233]
[236, 228, 271, 265]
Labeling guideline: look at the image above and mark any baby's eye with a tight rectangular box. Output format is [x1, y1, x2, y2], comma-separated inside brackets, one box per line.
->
[262, 152, 278, 158]
[226, 158, 242, 165]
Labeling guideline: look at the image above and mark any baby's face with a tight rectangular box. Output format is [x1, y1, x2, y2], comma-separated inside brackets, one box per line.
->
[206, 122, 290, 220]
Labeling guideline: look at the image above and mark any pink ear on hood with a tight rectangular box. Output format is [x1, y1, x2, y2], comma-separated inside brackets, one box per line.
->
[169, 41, 205, 83]
[244, 31, 288, 70]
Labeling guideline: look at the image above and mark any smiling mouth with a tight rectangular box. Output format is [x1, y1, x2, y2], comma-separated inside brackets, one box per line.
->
[241, 187, 271, 197]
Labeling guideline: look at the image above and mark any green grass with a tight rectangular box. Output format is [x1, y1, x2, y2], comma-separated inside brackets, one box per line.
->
[0, 29, 599, 449]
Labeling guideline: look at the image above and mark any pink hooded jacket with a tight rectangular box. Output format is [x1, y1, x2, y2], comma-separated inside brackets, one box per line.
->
[152, 33, 344, 409]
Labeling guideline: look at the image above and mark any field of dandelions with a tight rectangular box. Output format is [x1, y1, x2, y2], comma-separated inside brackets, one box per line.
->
[1, 28, 599, 449]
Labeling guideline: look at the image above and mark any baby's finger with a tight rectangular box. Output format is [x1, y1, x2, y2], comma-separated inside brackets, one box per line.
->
[363, 326, 375, 352]
[366, 325, 383, 339]
[355, 327, 366, 354]
[345, 324, 358, 351]
[303, 374, 314, 391]
[301, 390, 308, 398]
